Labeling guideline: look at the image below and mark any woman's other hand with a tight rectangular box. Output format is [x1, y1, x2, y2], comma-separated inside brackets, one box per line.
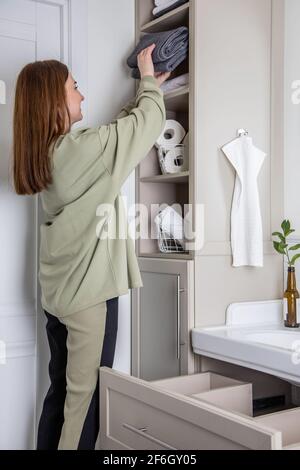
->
[154, 71, 171, 87]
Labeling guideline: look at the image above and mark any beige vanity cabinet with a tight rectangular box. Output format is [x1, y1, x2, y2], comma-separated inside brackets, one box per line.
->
[99, 367, 300, 450]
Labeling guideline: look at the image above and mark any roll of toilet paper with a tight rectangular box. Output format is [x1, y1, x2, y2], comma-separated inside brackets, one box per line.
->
[156, 120, 186, 150]
[157, 146, 167, 174]
[163, 145, 188, 174]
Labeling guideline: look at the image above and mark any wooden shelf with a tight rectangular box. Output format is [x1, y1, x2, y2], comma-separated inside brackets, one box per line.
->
[139, 252, 193, 260]
[164, 85, 189, 112]
[140, 171, 189, 184]
[141, 2, 189, 33]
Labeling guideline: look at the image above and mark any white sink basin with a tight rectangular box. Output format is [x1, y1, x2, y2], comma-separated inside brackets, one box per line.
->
[192, 300, 300, 385]
[244, 331, 300, 351]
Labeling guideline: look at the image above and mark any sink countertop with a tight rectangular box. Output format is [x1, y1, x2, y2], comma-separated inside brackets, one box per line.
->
[192, 300, 300, 385]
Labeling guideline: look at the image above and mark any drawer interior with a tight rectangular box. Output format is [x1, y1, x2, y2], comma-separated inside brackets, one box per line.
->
[150, 372, 249, 395]
[151, 372, 253, 416]
[151, 372, 300, 448]
[191, 384, 253, 416]
[254, 408, 300, 449]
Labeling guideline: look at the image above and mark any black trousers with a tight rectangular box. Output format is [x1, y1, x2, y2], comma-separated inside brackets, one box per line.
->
[36, 297, 119, 450]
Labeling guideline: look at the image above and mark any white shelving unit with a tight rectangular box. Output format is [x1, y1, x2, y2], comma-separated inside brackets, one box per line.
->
[135, 0, 192, 260]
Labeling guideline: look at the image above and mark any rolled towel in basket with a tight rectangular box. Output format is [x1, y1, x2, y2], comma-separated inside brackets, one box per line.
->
[127, 26, 189, 79]
[155, 206, 184, 241]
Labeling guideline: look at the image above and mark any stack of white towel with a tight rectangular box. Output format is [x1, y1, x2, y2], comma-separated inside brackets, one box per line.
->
[152, 0, 188, 18]
[160, 73, 189, 93]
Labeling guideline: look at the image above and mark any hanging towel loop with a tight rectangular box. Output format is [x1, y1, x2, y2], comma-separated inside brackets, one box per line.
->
[237, 128, 249, 138]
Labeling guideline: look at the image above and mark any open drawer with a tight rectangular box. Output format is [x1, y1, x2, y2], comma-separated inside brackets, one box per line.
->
[150, 372, 253, 416]
[99, 367, 300, 450]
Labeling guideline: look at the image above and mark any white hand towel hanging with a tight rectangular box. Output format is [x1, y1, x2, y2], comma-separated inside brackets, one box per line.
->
[222, 136, 267, 267]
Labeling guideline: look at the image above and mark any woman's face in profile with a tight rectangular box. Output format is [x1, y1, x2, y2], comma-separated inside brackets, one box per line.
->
[65, 73, 85, 125]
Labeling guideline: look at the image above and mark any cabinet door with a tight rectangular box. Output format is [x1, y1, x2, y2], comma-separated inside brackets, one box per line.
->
[132, 259, 194, 379]
[140, 270, 180, 380]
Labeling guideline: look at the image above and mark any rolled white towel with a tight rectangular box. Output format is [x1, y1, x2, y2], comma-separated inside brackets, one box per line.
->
[155, 206, 184, 241]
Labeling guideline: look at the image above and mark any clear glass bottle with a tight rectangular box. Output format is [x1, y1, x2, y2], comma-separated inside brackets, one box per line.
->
[284, 267, 300, 328]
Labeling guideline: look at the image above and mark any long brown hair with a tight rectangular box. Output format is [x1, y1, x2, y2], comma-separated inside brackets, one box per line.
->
[12, 60, 71, 195]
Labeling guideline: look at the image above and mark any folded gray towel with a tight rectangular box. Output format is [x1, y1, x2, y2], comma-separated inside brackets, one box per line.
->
[131, 50, 188, 79]
[127, 26, 189, 79]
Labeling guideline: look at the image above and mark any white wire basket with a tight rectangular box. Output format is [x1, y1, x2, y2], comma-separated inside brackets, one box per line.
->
[157, 227, 187, 253]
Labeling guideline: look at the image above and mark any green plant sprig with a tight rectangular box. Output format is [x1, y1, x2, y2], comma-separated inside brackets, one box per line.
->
[272, 220, 300, 267]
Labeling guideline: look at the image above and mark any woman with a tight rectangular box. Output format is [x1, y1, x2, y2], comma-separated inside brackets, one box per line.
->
[12, 44, 169, 450]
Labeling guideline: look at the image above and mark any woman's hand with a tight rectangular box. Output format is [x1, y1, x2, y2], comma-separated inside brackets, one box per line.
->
[138, 44, 156, 79]
[137, 44, 171, 87]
